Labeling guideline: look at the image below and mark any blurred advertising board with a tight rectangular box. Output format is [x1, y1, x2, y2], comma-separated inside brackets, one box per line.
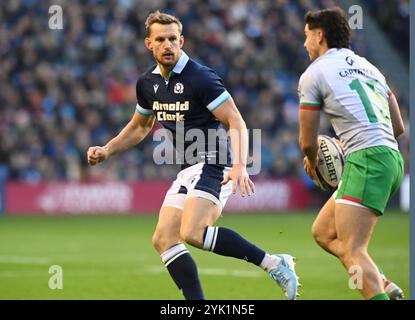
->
[5, 180, 310, 215]
[0, 182, 4, 214]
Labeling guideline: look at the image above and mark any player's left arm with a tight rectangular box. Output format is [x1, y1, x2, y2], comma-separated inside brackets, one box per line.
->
[212, 97, 255, 197]
[299, 109, 320, 181]
[388, 93, 405, 138]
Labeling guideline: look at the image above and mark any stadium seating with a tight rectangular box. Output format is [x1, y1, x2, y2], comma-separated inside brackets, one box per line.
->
[0, 0, 409, 184]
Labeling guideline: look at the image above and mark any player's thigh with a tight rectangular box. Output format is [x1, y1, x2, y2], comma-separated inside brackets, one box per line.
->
[180, 197, 222, 247]
[334, 203, 378, 253]
[152, 205, 183, 253]
[312, 196, 337, 242]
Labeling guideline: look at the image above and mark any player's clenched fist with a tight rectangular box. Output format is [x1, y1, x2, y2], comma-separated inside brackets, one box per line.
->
[87, 146, 109, 166]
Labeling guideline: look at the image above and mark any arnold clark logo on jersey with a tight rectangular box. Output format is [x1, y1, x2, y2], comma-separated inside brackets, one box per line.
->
[153, 101, 189, 121]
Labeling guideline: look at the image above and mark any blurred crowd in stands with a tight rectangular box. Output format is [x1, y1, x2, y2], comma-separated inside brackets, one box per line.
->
[365, 0, 409, 61]
[0, 0, 410, 184]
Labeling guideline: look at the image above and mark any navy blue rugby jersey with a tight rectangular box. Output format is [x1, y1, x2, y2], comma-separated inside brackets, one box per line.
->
[135, 51, 232, 168]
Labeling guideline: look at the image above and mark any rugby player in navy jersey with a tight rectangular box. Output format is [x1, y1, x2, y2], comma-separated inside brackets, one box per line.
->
[87, 10, 298, 300]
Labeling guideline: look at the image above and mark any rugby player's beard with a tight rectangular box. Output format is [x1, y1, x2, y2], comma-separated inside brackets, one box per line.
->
[156, 51, 178, 69]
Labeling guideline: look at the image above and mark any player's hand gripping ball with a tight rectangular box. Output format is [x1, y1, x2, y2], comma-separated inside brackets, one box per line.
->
[315, 135, 345, 192]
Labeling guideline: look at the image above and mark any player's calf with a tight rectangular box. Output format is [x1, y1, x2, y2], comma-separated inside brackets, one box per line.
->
[160, 243, 205, 300]
[152, 231, 182, 254]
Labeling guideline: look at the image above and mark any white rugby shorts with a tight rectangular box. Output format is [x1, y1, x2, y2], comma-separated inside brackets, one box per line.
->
[161, 163, 233, 210]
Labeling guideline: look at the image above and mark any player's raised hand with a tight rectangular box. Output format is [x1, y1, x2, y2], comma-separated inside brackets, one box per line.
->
[221, 165, 255, 197]
[87, 146, 109, 166]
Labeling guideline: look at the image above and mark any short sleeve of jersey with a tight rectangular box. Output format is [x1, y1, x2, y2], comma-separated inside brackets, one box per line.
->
[387, 87, 393, 97]
[135, 76, 154, 116]
[298, 68, 323, 111]
[197, 67, 231, 112]
[385, 82, 393, 97]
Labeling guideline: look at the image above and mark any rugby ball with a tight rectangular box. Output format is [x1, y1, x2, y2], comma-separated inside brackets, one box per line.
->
[315, 135, 345, 192]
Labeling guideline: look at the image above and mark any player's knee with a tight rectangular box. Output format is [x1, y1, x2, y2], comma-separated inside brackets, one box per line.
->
[311, 223, 327, 248]
[152, 232, 173, 254]
[180, 227, 203, 248]
[151, 232, 162, 252]
[311, 222, 319, 240]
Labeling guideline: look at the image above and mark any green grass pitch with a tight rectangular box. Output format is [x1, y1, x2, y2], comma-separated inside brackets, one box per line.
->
[0, 211, 409, 300]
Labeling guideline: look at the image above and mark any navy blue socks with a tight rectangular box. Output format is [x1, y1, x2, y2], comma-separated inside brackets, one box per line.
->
[161, 244, 204, 300]
[203, 226, 266, 266]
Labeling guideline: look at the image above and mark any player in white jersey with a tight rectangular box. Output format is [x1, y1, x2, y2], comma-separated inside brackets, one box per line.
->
[298, 7, 405, 300]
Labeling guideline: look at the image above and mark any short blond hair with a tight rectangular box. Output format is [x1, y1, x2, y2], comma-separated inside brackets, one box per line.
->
[145, 10, 183, 36]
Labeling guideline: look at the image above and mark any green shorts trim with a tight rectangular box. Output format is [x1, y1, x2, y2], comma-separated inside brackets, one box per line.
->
[335, 146, 404, 215]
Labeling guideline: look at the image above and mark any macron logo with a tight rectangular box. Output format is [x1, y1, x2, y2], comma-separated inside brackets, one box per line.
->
[153, 84, 159, 94]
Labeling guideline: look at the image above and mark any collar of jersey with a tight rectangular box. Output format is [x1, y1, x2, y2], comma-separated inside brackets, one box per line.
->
[311, 48, 351, 65]
[152, 50, 189, 77]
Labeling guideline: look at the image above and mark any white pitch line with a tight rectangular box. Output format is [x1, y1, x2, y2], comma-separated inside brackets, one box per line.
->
[0, 255, 53, 265]
[200, 268, 263, 278]
[143, 265, 263, 278]
[0, 267, 264, 279]
[0, 271, 46, 278]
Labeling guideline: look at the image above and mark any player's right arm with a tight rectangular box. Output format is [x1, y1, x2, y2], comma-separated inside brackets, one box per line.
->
[299, 109, 320, 181]
[388, 93, 405, 139]
[87, 112, 155, 166]
[298, 69, 322, 181]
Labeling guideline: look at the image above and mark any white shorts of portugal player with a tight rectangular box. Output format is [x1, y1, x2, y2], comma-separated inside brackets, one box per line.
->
[162, 163, 233, 210]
